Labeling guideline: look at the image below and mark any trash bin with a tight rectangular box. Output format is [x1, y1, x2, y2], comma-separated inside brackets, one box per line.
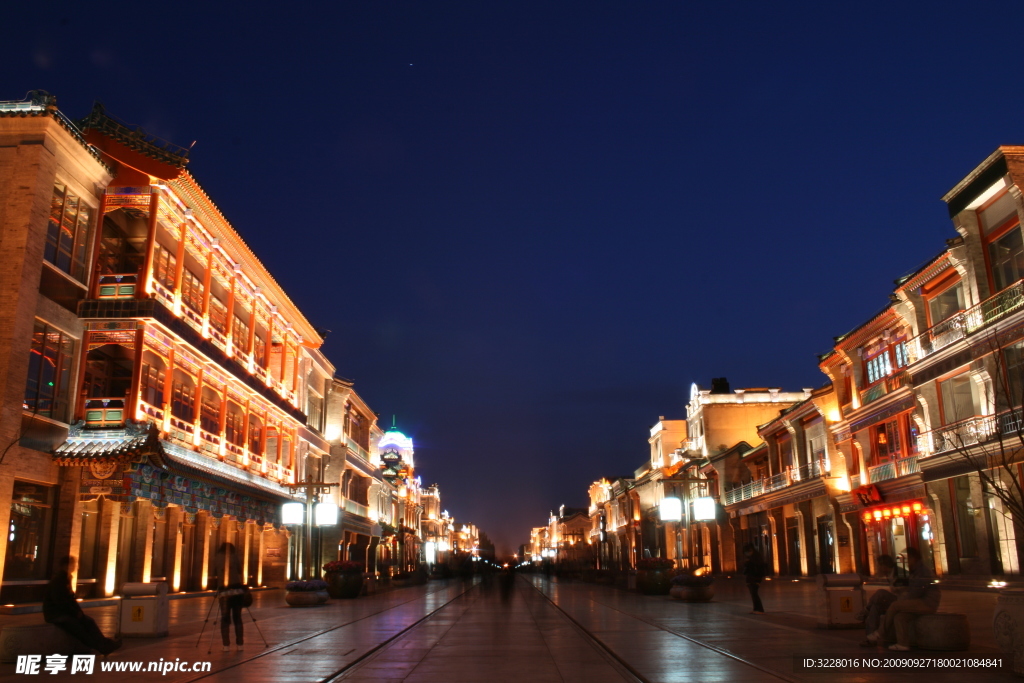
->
[816, 573, 864, 629]
[119, 582, 169, 637]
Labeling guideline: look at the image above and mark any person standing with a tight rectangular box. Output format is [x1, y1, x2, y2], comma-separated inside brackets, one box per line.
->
[43, 556, 121, 655]
[742, 543, 767, 614]
[215, 542, 245, 652]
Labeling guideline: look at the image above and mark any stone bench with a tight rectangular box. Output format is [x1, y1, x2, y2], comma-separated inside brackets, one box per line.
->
[0, 624, 89, 663]
[894, 612, 970, 651]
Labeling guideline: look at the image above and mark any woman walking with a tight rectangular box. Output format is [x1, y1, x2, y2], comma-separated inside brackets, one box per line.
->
[215, 542, 245, 652]
[742, 543, 767, 614]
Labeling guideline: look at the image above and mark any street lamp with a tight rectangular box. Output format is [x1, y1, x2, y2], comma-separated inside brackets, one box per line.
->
[660, 496, 683, 568]
[284, 475, 339, 579]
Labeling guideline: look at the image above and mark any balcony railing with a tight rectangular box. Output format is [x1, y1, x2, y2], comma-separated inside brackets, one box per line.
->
[919, 410, 1024, 456]
[347, 437, 371, 461]
[344, 499, 370, 518]
[83, 398, 125, 427]
[866, 455, 919, 484]
[909, 279, 1024, 363]
[96, 274, 137, 299]
[724, 459, 825, 505]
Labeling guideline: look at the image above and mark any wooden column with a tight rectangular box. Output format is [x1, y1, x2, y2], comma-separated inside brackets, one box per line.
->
[241, 520, 252, 585]
[264, 314, 275, 374]
[127, 325, 145, 421]
[200, 252, 213, 335]
[192, 512, 211, 591]
[163, 347, 176, 419]
[132, 500, 155, 582]
[96, 498, 122, 597]
[172, 221, 187, 309]
[225, 275, 236, 353]
[141, 191, 159, 297]
[73, 331, 92, 422]
[87, 190, 111, 299]
[165, 507, 184, 592]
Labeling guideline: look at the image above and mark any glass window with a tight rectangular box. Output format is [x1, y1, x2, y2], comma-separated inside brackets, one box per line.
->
[140, 358, 165, 407]
[23, 321, 75, 422]
[989, 228, 1024, 293]
[1003, 342, 1024, 410]
[4, 483, 56, 580]
[231, 315, 249, 355]
[170, 371, 195, 421]
[872, 419, 903, 462]
[928, 283, 965, 326]
[180, 269, 204, 313]
[152, 243, 177, 290]
[199, 388, 221, 434]
[893, 342, 909, 369]
[866, 351, 893, 384]
[248, 415, 263, 455]
[225, 403, 245, 447]
[45, 182, 93, 283]
[939, 374, 976, 425]
[209, 297, 228, 334]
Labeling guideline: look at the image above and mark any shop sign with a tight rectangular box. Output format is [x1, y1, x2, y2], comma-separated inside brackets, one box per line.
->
[853, 484, 883, 507]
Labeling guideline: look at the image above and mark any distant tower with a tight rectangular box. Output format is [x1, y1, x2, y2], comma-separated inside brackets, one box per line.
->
[378, 423, 414, 482]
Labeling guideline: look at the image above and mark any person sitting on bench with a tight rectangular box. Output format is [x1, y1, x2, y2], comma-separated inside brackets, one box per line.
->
[866, 547, 940, 651]
[43, 556, 121, 656]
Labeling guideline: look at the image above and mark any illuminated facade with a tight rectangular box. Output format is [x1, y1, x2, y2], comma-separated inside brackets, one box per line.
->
[0, 93, 334, 600]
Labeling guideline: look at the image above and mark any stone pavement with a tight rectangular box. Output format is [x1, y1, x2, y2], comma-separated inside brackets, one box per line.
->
[0, 576, 1015, 682]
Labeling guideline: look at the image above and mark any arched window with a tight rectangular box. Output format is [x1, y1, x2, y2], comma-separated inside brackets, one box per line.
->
[170, 369, 196, 422]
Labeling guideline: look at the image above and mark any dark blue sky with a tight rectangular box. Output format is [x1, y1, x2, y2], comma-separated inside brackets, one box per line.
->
[5, 1, 1022, 553]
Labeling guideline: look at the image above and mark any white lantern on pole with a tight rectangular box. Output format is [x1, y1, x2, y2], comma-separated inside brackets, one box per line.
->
[315, 502, 338, 526]
[693, 496, 717, 521]
[282, 502, 304, 526]
[659, 496, 683, 522]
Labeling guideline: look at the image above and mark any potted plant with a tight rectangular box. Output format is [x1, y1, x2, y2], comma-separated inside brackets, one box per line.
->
[323, 561, 364, 599]
[670, 567, 715, 602]
[635, 558, 675, 595]
[284, 579, 329, 606]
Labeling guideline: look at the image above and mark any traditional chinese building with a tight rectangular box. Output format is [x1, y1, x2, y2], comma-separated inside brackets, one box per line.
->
[0, 93, 334, 601]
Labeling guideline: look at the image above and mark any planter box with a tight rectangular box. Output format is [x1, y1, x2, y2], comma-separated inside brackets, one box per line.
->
[285, 590, 329, 607]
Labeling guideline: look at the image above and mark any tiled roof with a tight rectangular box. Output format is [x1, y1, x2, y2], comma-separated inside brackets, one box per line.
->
[53, 420, 164, 466]
[76, 102, 190, 169]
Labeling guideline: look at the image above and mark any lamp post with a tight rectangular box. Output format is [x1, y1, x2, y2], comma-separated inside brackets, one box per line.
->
[285, 474, 338, 579]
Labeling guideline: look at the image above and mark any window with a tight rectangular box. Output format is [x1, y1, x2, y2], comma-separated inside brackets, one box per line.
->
[23, 321, 75, 422]
[939, 374, 976, 425]
[180, 269, 204, 313]
[306, 371, 324, 433]
[893, 342, 909, 369]
[872, 418, 903, 462]
[866, 351, 893, 384]
[225, 402, 245, 447]
[170, 371, 195, 421]
[152, 244, 177, 290]
[45, 182, 93, 283]
[928, 283, 965, 326]
[209, 297, 228, 334]
[989, 228, 1024, 293]
[1003, 342, 1024, 409]
[248, 416, 264, 455]
[231, 315, 249, 354]
[140, 355, 166, 407]
[199, 388, 221, 434]
[4, 483, 56, 580]
[253, 333, 267, 367]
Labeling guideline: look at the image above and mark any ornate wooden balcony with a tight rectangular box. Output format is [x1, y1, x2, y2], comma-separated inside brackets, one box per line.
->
[83, 398, 126, 427]
[96, 274, 137, 299]
[866, 455, 920, 484]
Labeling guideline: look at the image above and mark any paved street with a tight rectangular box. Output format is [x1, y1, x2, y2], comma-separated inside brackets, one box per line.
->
[0, 576, 1014, 682]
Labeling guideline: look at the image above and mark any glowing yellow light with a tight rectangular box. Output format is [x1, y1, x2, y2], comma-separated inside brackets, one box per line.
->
[873, 510, 882, 520]
[827, 409, 842, 422]
[912, 502, 922, 512]
[862, 513, 871, 523]
[901, 505, 911, 515]
[882, 509, 891, 518]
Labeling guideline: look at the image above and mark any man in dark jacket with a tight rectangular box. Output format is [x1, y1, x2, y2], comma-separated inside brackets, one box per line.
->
[44, 557, 121, 655]
[742, 543, 766, 614]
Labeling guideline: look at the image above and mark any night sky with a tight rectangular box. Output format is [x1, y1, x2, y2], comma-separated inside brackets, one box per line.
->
[5, 1, 1023, 554]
